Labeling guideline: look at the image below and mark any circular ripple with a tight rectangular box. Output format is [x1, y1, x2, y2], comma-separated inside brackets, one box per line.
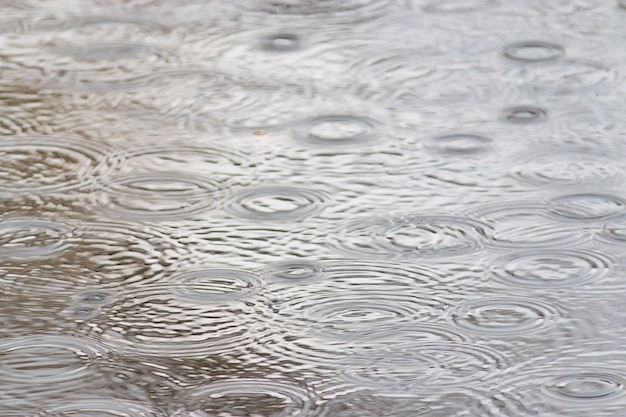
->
[263, 260, 327, 284]
[294, 116, 380, 146]
[98, 285, 269, 358]
[449, 296, 560, 336]
[343, 342, 508, 391]
[507, 59, 617, 94]
[185, 378, 313, 417]
[473, 202, 581, 248]
[543, 372, 625, 402]
[170, 268, 261, 303]
[101, 172, 219, 221]
[73, 289, 116, 306]
[422, 0, 500, 13]
[0, 335, 104, 385]
[261, 33, 302, 52]
[332, 215, 491, 258]
[503, 41, 565, 62]
[491, 250, 612, 289]
[55, 42, 174, 63]
[40, 398, 160, 417]
[280, 292, 450, 339]
[0, 218, 74, 259]
[503, 106, 547, 123]
[0, 136, 112, 192]
[548, 193, 626, 220]
[71, 221, 190, 285]
[429, 134, 492, 154]
[510, 150, 623, 186]
[225, 186, 327, 221]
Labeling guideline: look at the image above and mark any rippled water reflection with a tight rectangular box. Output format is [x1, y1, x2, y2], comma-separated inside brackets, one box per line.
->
[1, 1, 626, 416]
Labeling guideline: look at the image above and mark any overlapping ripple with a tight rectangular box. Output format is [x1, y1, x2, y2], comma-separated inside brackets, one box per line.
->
[224, 186, 329, 221]
[180, 378, 314, 417]
[342, 342, 510, 393]
[331, 215, 491, 258]
[0, 217, 74, 259]
[490, 250, 613, 289]
[0, 135, 113, 193]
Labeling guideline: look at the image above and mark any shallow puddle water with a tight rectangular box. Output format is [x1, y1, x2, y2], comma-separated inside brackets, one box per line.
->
[1, 1, 626, 416]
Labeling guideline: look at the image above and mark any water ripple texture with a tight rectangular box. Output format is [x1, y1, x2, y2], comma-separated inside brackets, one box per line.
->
[0, 135, 113, 193]
[490, 250, 613, 289]
[331, 215, 491, 258]
[179, 378, 314, 417]
[0, 217, 74, 259]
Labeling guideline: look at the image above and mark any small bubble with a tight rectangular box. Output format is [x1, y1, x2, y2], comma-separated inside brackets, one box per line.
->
[504, 106, 547, 123]
[261, 33, 301, 52]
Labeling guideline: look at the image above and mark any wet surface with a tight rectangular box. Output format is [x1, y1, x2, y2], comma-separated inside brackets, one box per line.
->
[0, 0, 626, 416]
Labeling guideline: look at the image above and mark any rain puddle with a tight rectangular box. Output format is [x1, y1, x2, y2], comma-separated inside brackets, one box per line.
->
[1, 1, 626, 416]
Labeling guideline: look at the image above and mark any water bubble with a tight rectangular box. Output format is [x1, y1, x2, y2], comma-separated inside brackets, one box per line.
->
[490, 250, 613, 289]
[0, 218, 73, 259]
[74, 289, 116, 306]
[449, 296, 561, 336]
[548, 193, 626, 220]
[0, 136, 112, 193]
[544, 372, 625, 402]
[264, 260, 327, 284]
[225, 186, 328, 221]
[261, 33, 301, 52]
[170, 269, 261, 303]
[100, 172, 220, 221]
[332, 215, 491, 258]
[294, 116, 380, 146]
[60, 305, 101, 320]
[504, 106, 547, 123]
[429, 134, 492, 154]
[184, 378, 313, 417]
[503, 41, 565, 62]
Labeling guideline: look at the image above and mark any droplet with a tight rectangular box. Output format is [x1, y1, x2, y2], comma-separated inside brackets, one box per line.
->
[294, 116, 380, 146]
[504, 106, 547, 123]
[261, 33, 301, 52]
[503, 41, 565, 62]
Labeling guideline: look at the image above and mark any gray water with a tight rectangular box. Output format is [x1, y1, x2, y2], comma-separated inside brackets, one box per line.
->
[1, 0, 626, 416]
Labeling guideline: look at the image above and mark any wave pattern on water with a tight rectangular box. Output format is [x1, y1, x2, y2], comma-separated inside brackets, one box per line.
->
[1, 0, 625, 415]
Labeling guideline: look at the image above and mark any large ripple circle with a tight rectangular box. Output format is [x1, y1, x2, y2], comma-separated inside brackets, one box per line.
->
[100, 172, 220, 221]
[332, 215, 491, 258]
[343, 342, 509, 391]
[184, 378, 313, 417]
[0, 136, 112, 193]
[449, 296, 561, 336]
[39, 398, 161, 417]
[225, 186, 328, 220]
[170, 268, 262, 303]
[490, 250, 613, 289]
[0, 218, 74, 259]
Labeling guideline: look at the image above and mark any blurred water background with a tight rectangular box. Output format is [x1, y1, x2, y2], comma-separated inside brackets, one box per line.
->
[1, 0, 626, 416]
